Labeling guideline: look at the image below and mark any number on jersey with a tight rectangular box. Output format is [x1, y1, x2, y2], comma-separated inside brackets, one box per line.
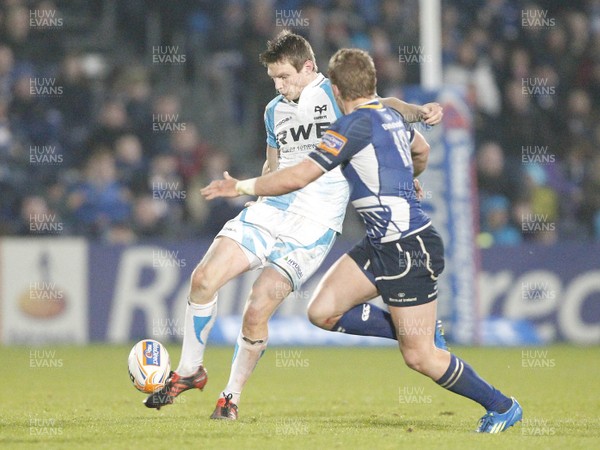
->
[391, 129, 412, 167]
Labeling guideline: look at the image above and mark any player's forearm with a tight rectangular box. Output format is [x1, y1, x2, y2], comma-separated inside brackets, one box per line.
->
[236, 170, 304, 196]
[237, 159, 321, 196]
[380, 97, 421, 123]
[257, 169, 305, 195]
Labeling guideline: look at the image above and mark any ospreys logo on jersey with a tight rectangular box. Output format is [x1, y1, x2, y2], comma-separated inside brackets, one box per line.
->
[314, 104, 328, 120]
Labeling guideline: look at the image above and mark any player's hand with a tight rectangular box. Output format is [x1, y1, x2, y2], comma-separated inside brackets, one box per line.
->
[419, 102, 443, 125]
[201, 171, 240, 200]
[413, 178, 424, 201]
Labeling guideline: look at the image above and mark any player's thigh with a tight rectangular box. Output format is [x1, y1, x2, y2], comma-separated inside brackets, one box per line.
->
[308, 254, 378, 325]
[268, 219, 337, 292]
[243, 267, 292, 326]
[191, 203, 281, 298]
[190, 236, 251, 297]
[217, 202, 283, 269]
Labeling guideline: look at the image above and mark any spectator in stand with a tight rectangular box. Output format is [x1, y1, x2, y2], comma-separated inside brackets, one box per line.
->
[476, 141, 522, 203]
[565, 89, 595, 144]
[117, 66, 152, 141]
[16, 194, 66, 236]
[9, 72, 61, 146]
[86, 99, 132, 157]
[146, 153, 186, 234]
[480, 195, 522, 247]
[114, 133, 147, 195]
[55, 54, 94, 134]
[171, 122, 213, 186]
[445, 39, 501, 120]
[198, 152, 245, 237]
[500, 79, 552, 160]
[0, 44, 17, 100]
[67, 151, 132, 236]
[2, 0, 64, 67]
[145, 94, 183, 156]
[131, 195, 171, 239]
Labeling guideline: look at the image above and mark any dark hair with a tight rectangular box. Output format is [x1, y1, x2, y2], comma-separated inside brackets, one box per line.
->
[259, 30, 317, 72]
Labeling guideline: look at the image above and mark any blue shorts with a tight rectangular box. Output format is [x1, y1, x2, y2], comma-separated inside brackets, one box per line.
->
[348, 224, 444, 307]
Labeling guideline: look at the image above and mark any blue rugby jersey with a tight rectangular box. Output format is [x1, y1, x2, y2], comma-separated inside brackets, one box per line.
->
[308, 99, 431, 243]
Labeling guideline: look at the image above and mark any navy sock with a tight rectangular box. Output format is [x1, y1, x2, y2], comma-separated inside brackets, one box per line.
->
[332, 303, 396, 340]
[436, 354, 513, 413]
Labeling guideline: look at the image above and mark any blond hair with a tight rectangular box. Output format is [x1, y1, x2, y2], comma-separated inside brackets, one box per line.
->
[327, 48, 377, 100]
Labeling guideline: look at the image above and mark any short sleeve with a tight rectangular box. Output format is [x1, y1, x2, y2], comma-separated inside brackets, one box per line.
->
[308, 112, 372, 172]
[264, 104, 277, 148]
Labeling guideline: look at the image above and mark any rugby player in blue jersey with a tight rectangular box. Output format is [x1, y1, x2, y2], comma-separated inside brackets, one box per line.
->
[202, 48, 522, 433]
[145, 31, 443, 420]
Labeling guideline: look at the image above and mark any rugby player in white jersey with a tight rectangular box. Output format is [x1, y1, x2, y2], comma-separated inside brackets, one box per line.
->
[203, 48, 522, 434]
[145, 31, 443, 420]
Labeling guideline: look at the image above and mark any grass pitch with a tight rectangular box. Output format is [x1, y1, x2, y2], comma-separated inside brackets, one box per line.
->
[1, 344, 598, 449]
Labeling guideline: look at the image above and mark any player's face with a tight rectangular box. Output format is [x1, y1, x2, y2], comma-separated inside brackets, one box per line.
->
[267, 60, 311, 102]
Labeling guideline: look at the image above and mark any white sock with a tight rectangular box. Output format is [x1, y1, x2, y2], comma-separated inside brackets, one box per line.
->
[222, 332, 268, 405]
[176, 295, 217, 377]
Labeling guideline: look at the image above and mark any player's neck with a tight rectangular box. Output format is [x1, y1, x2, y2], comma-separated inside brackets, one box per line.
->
[342, 96, 377, 114]
[305, 71, 319, 84]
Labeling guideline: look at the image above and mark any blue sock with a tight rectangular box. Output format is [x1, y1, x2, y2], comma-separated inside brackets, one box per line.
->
[436, 354, 513, 413]
[333, 303, 396, 339]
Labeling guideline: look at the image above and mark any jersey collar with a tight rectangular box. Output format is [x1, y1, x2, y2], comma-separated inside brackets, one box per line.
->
[353, 98, 383, 110]
[305, 72, 325, 89]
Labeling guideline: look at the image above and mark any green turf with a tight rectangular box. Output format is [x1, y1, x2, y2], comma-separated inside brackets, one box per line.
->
[1, 344, 598, 449]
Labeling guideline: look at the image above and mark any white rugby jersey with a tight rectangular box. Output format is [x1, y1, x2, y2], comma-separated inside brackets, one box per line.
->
[263, 73, 349, 232]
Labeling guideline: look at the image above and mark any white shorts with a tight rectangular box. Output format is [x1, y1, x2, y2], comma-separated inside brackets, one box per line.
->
[217, 202, 337, 290]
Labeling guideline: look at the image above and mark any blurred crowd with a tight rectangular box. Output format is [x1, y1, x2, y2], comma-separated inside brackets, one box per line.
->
[0, 0, 598, 245]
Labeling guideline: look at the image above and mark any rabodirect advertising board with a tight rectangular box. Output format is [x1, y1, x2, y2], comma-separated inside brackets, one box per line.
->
[403, 85, 479, 345]
[1, 238, 598, 345]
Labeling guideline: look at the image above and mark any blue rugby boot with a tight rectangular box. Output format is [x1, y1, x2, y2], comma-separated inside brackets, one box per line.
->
[476, 397, 523, 433]
[434, 319, 448, 351]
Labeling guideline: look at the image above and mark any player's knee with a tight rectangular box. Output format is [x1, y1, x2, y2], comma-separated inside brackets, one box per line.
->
[243, 302, 264, 328]
[307, 301, 336, 330]
[189, 266, 216, 302]
[242, 298, 270, 333]
[401, 347, 429, 373]
[307, 307, 325, 329]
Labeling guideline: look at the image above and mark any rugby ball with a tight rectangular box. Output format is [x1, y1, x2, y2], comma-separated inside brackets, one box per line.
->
[128, 339, 171, 393]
